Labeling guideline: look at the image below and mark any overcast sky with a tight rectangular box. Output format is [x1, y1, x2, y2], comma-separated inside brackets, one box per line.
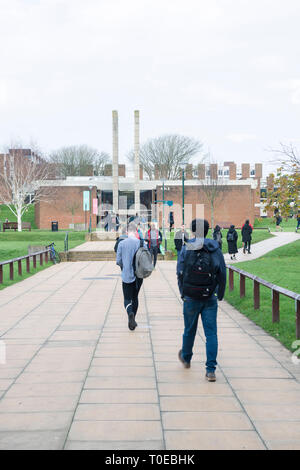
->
[1, 0, 300, 175]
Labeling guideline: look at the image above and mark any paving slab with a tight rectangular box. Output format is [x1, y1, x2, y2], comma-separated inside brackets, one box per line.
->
[0, 259, 299, 449]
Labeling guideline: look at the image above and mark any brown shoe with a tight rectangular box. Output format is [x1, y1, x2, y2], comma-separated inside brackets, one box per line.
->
[205, 372, 216, 382]
[178, 349, 190, 369]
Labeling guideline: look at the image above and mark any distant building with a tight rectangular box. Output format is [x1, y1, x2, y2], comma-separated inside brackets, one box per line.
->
[35, 161, 265, 230]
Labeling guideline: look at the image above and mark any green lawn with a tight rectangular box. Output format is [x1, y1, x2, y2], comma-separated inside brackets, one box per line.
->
[165, 228, 274, 258]
[225, 239, 300, 352]
[0, 230, 86, 290]
[0, 204, 37, 229]
[254, 216, 298, 232]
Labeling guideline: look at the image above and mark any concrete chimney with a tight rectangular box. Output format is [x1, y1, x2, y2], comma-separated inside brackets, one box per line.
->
[134, 110, 140, 214]
[112, 110, 119, 213]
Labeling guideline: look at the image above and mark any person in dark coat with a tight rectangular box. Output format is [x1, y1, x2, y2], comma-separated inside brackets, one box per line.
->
[169, 212, 174, 231]
[241, 219, 253, 254]
[226, 225, 238, 260]
[174, 224, 189, 254]
[213, 225, 222, 249]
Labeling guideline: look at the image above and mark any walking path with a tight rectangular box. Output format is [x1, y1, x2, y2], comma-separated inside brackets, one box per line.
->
[224, 231, 299, 264]
[69, 241, 115, 252]
[0, 256, 300, 449]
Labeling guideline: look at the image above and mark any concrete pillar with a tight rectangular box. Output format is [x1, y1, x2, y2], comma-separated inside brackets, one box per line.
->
[112, 110, 119, 213]
[241, 163, 250, 179]
[185, 164, 193, 180]
[134, 110, 140, 214]
[197, 164, 205, 179]
[210, 163, 218, 180]
[229, 163, 237, 180]
[118, 164, 126, 177]
[255, 163, 263, 179]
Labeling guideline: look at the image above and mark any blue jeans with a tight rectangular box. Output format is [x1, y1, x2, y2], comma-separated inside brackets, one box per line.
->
[182, 294, 218, 372]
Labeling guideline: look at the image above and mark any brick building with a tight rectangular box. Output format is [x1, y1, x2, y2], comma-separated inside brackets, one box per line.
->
[35, 162, 265, 230]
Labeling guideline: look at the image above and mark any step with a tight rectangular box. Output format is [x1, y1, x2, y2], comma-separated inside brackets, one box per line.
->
[60, 251, 116, 262]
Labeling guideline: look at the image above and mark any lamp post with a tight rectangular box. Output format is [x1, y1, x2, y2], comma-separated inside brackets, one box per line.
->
[88, 185, 92, 233]
[162, 181, 167, 251]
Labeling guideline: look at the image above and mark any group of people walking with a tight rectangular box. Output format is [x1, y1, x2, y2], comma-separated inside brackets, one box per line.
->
[212, 220, 253, 260]
[116, 217, 255, 383]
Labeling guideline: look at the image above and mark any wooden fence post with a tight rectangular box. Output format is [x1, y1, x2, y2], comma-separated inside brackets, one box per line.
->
[18, 260, 22, 276]
[9, 262, 14, 281]
[229, 269, 234, 291]
[296, 300, 300, 340]
[240, 274, 245, 298]
[272, 290, 280, 323]
[253, 280, 260, 310]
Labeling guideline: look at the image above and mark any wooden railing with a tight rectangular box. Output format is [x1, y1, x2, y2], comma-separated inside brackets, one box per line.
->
[0, 248, 51, 284]
[227, 265, 300, 339]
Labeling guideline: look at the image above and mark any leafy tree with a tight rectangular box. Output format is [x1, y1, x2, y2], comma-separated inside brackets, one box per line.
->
[264, 167, 300, 219]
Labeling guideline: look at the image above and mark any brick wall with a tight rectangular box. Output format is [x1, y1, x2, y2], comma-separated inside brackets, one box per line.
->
[35, 186, 98, 230]
[156, 184, 255, 229]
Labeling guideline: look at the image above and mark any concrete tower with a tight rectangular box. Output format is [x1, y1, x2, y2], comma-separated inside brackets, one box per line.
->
[112, 110, 119, 213]
[134, 110, 140, 214]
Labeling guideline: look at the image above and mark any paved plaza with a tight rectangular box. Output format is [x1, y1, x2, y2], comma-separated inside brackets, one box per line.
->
[0, 256, 300, 450]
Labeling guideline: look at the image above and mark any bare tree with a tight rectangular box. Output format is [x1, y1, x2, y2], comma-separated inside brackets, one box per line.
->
[48, 145, 111, 178]
[127, 134, 203, 180]
[199, 159, 230, 229]
[93, 151, 111, 176]
[268, 142, 300, 172]
[0, 147, 54, 231]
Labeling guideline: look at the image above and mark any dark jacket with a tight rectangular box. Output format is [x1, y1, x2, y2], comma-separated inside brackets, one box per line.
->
[177, 238, 226, 301]
[174, 229, 189, 252]
[241, 222, 252, 242]
[213, 227, 222, 248]
[114, 234, 128, 253]
[226, 227, 238, 254]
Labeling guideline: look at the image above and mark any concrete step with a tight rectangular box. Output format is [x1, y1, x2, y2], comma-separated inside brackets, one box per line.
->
[60, 251, 116, 261]
[59, 250, 174, 262]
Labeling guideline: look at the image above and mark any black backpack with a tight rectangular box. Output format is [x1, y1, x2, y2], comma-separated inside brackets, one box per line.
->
[182, 247, 217, 300]
[227, 231, 235, 241]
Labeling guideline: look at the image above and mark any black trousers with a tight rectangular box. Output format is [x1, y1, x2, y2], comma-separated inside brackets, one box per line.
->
[150, 246, 159, 267]
[122, 278, 143, 317]
[244, 240, 251, 252]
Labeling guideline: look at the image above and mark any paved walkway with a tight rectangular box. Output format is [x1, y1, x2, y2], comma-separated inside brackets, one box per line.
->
[224, 231, 300, 264]
[69, 241, 116, 251]
[0, 259, 300, 450]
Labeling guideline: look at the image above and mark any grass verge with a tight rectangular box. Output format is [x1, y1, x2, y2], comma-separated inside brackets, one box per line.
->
[0, 230, 86, 290]
[225, 239, 300, 352]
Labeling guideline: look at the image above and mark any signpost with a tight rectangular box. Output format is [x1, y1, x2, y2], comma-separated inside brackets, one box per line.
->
[83, 191, 90, 231]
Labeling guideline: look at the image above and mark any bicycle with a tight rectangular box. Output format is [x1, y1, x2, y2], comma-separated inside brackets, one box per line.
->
[46, 242, 61, 264]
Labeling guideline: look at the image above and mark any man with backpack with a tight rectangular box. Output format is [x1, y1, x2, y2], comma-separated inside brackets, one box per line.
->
[116, 223, 153, 331]
[177, 218, 226, 382]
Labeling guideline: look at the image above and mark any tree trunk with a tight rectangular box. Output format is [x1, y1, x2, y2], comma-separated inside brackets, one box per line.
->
[211, 202, 214, 232]
[17, 209, 22, 232]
